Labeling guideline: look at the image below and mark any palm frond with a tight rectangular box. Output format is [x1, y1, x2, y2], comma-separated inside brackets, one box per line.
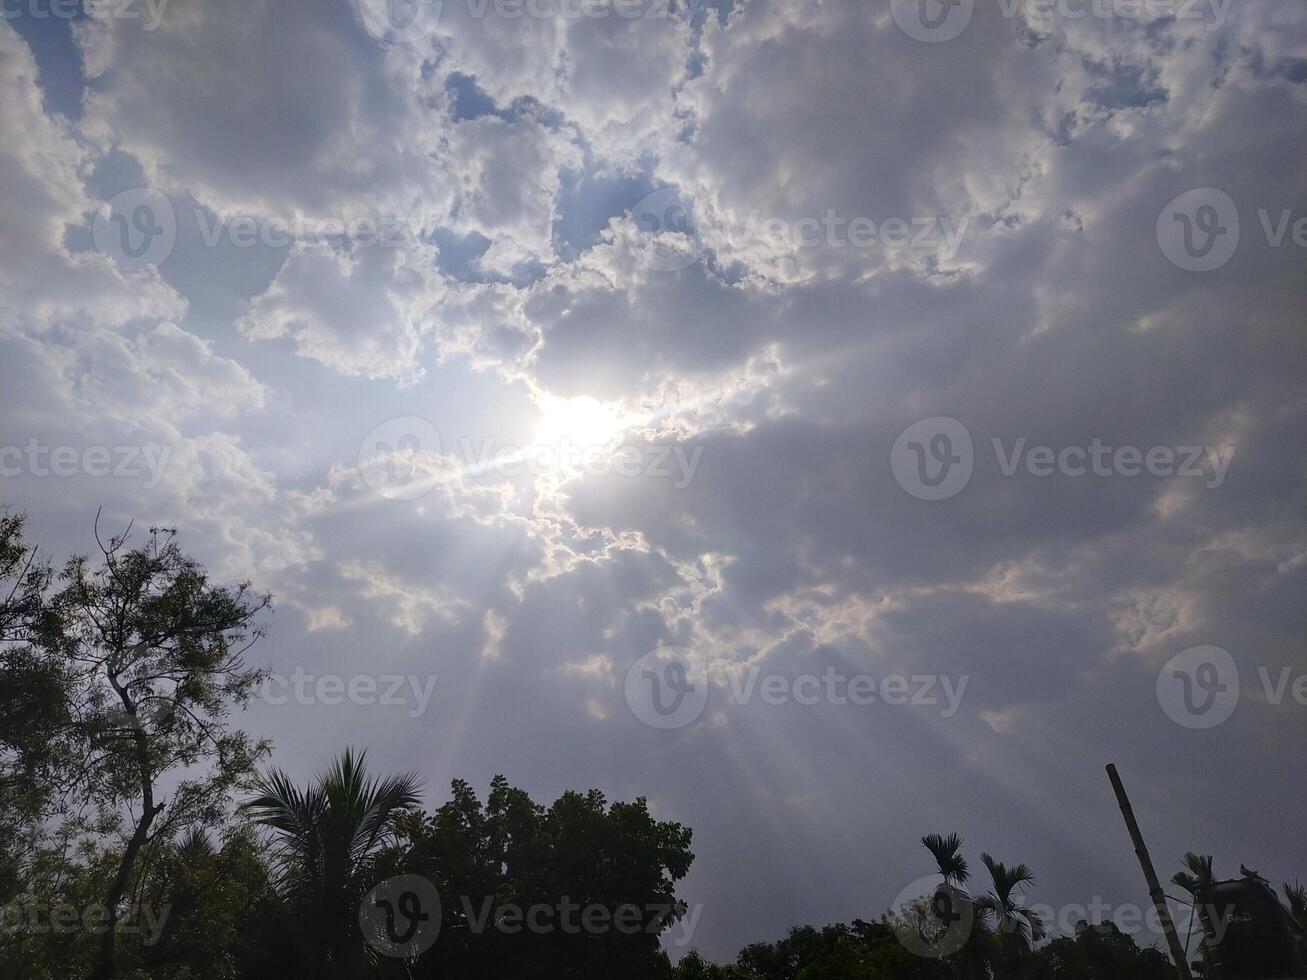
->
[1283, 881, 1307, 929]
[978, 853, 1042, 950]
[921, 832, 970, 884]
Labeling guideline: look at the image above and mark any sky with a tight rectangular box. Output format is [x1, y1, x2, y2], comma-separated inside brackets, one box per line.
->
[0, 0, 1304, 963]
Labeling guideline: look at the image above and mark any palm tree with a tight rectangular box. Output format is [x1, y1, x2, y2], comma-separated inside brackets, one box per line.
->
[1172, 852, 1218, 972]
[975, 853, 1045, 952]
[916, 834, 988, 978]
[921, 833, 970, 886]
[245, 748, 422, 977]
[1283, 881, 1307, 963]
[1281, 881, 1306, 930]
[1172, 852, 1216, 901]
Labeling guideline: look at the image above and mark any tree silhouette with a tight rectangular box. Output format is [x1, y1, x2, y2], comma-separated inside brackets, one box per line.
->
[1172, 852, 1217, 973]
[975, 852, 1045, 961]
[246, 748, 422, 978]
[29, 517, 272, 980]
[921, 833, 970, 886]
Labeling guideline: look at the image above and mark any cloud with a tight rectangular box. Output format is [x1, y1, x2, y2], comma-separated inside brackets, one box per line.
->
[0, 21, 183, 328]
[2, 0, 1304, 961]
[238, 240, 444, 380]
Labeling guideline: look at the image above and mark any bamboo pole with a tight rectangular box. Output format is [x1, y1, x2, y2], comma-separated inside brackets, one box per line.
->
[1106, 763, 1195, 980]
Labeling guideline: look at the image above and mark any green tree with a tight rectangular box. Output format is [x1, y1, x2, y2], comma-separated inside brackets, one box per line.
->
[43, 520, 273, 980]
[974, 852, 1044, 971]
[136, 825, 281, 980]
[0, 510, 65, 902]
[1026, 922, 1174, 980]
[245, 748, 422, 979]
[0, 513, 272, 980]
[392, 775, 695, 980]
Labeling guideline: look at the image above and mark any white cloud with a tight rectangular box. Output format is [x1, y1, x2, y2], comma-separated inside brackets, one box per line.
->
[238, 241, 444, 379]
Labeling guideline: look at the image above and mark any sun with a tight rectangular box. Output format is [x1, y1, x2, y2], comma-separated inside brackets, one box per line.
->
[532, 395, 627, 450]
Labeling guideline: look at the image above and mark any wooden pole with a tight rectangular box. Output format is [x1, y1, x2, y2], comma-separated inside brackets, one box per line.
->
[1106, 763, 1195, 980]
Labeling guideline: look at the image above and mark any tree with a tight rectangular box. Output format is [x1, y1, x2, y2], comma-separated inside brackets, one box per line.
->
[390, 775, 695, 980]
[1028, 922, 1174, 980]
[1284, 881, 1307, 965]
[974, 853, 1044, 958]
[245, 747, 423, 978]
[1285, 881, 1307, 929]
[37, 517, 272, 980]
[0, 510, 65, 901]
[0, 510, 53, 645]
[921, 833, 970, 887]
[1172, 852, 1217, 973]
